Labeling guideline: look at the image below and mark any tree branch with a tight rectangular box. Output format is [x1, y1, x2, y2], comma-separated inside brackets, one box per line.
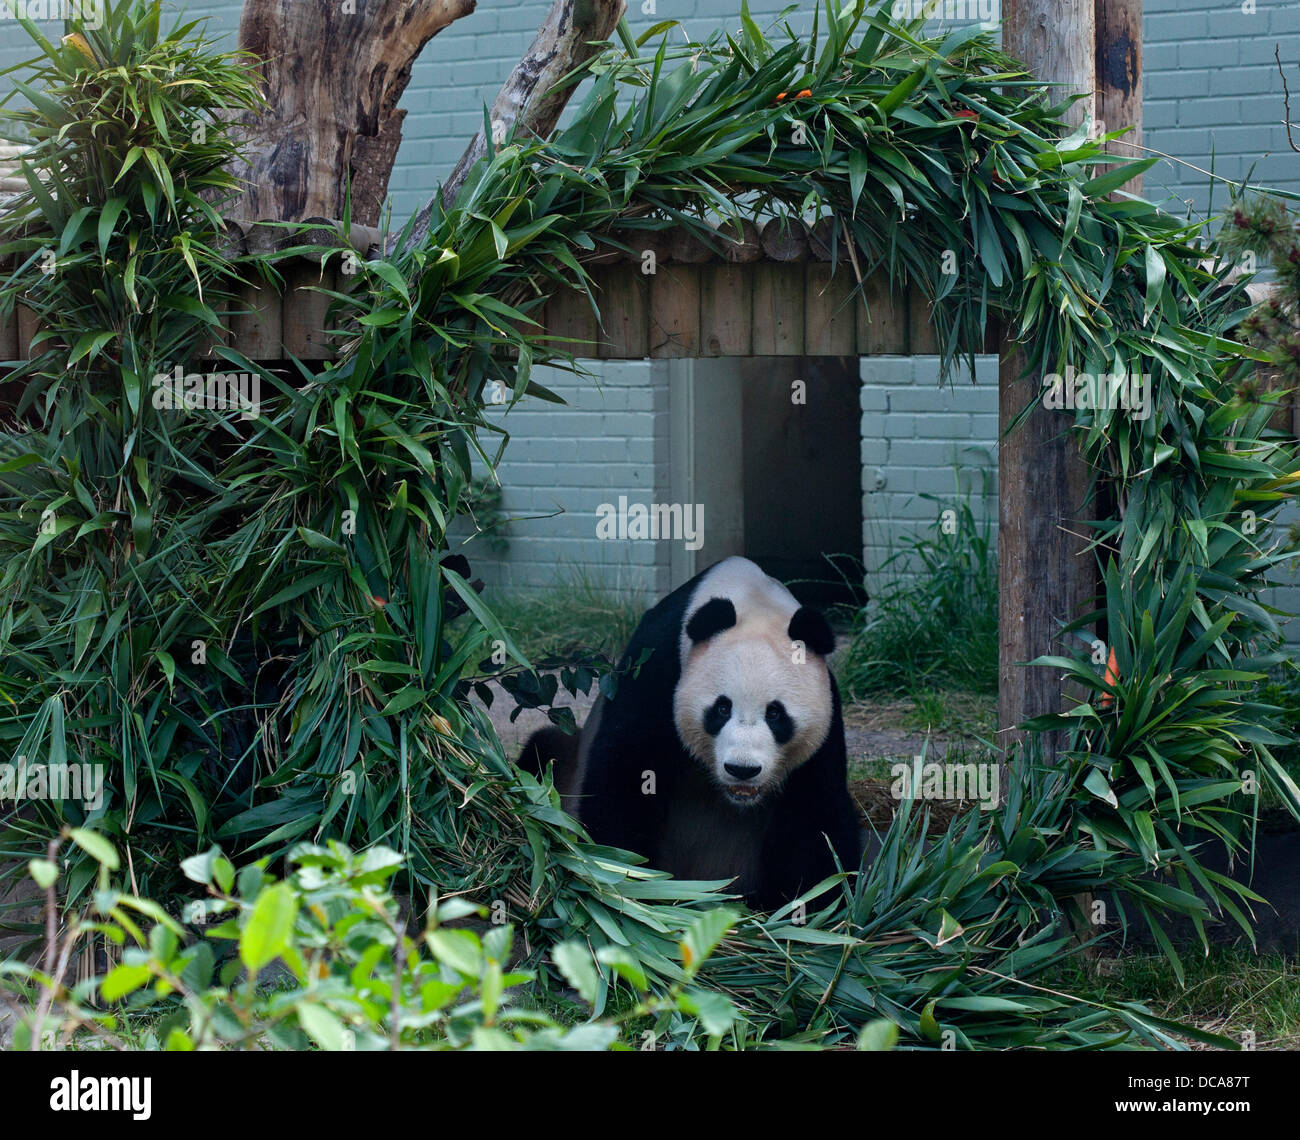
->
[399, 0, 626, 253]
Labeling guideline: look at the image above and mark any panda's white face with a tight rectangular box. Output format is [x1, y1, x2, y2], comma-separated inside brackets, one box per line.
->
[673, 619, 832, 808]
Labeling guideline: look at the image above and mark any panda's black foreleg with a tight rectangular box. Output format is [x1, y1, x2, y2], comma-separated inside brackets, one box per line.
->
[576, 732, 675, 865]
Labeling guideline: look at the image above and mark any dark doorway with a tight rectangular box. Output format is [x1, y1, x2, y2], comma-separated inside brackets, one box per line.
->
[739, 357, 866, 608]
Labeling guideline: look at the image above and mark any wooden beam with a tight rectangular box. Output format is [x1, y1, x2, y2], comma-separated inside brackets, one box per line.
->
[700, 264, 753, 357]
[649, 266, 702, 358]
[751, 263, 807, 356]
[999, 0, 1099, 752]
[1095, 0, 1143, 193]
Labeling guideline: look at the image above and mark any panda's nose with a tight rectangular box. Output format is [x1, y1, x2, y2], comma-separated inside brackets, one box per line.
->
[724, 761, 762, 781]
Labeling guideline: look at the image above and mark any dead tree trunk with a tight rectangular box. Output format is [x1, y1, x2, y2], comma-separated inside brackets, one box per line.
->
[998, 1, 1099, 755]
[230, 0, 477, 227]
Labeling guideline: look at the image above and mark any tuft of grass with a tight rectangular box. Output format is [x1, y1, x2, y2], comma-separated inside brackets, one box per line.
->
[477, 573, 647, 664]
[840, 476, 998, 699]
[1052, 950, 1300, 1050]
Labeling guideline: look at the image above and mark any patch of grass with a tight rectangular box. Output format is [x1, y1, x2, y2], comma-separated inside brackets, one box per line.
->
[477, 574, 647, 664]
[1052, 950, 1300, 1050]
[840, 476, 998, 699]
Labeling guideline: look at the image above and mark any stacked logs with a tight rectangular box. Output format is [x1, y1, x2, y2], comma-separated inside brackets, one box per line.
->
[544, 216, 934, 359]
[0, 215, 940, 363]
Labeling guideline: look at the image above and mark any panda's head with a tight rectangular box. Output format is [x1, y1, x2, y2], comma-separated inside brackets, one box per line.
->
[672, 595, 836, 809]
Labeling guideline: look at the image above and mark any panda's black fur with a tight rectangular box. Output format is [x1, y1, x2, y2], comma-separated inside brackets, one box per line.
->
[518, 558, 863, 910]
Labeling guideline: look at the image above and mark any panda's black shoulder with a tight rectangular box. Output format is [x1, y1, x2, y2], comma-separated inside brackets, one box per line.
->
[612, 561, 722, 692]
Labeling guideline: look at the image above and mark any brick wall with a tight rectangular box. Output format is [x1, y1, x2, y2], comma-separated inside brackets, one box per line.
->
[859, 355, 999, 590]
[450, 361, 674, 599]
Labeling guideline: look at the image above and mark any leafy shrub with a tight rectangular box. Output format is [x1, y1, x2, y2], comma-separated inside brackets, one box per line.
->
[0, 0, 264, 919]
[2, 830, 747, 1050]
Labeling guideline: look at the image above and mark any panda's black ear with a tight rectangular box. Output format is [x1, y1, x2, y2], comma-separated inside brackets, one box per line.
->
[686, 597, 737, 644]
[788, 606, 836, 657]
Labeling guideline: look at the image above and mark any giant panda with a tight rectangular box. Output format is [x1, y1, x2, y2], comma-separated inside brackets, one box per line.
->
[518, 556, 863, 910]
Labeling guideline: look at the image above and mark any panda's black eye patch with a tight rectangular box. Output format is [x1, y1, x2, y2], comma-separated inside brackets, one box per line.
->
[765, 701, 793, 744]
[703, 695, 732, 736]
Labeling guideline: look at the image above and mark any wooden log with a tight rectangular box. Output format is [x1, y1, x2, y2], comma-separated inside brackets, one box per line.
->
[760, 217, 809, 262]
[804, 263, 856, 356]
[281, 261, 336, 360]
[907, 286, 940, 355]
[234, 0, 477, 229]
[346, 223, 383, 259]
[808, 216, 841, 262]
[544, 285, 601, 357]
[1095, 0, 1143, 191]
[585, 239, 625, 267]
[751, 263, 806, 356]
[718, 219, 762, 264]
[230, 278, 284, 359]
[0, 307, 15, 361]
[1001, 0, 1098, 751]
[621, 228, 672, 274]
[998, 343, 1095, 755]
[0, 260, 15, 360]
[594, 266, 649, 359]
[215, 218, 249, 262]
[243, 220, 283, 259]
[649, 265, 701, 358]
[700, 264, 753, 357]
[856, 271, 908, 354]
[16, 302, 38, 358]
[668, 227, 714, 265]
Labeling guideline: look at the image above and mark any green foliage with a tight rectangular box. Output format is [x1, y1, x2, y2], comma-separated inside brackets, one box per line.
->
[0, 0, 266, 917]
[843, 471, 998, 696]
[1217, 193, 1300, 387]
[2, 831, 739, 1050]
[1, 0, 1298, 1051]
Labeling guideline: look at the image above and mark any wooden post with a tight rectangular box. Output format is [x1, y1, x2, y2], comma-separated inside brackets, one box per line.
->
[999, 1, 1098, 752]
[1095, 0, 1143, 192]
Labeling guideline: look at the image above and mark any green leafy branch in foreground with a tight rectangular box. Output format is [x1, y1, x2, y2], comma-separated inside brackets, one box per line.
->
[2, 832, 800, 1051]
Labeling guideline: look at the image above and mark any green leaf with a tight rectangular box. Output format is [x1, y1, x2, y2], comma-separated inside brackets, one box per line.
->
[553, 940, 600, 1004]
[857, 1019, 900, 1051]
[28, 859, 58, 889]
[101, 963, 153, 1002]
[427, 929, 482, 976]
[680, 906, 739, 976]
[239, 883, 299, 974]
[69, 829, 119, 871]
[297, 1003, 346, 1051]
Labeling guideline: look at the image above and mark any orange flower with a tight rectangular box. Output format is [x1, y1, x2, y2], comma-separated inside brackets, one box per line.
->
[797, 88, 812, 98]
[1100, 645, 1119, 710]
[775, 91, 787, 102]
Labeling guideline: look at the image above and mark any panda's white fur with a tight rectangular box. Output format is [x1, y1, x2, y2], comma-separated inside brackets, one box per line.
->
[672, 558, 833, 807]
